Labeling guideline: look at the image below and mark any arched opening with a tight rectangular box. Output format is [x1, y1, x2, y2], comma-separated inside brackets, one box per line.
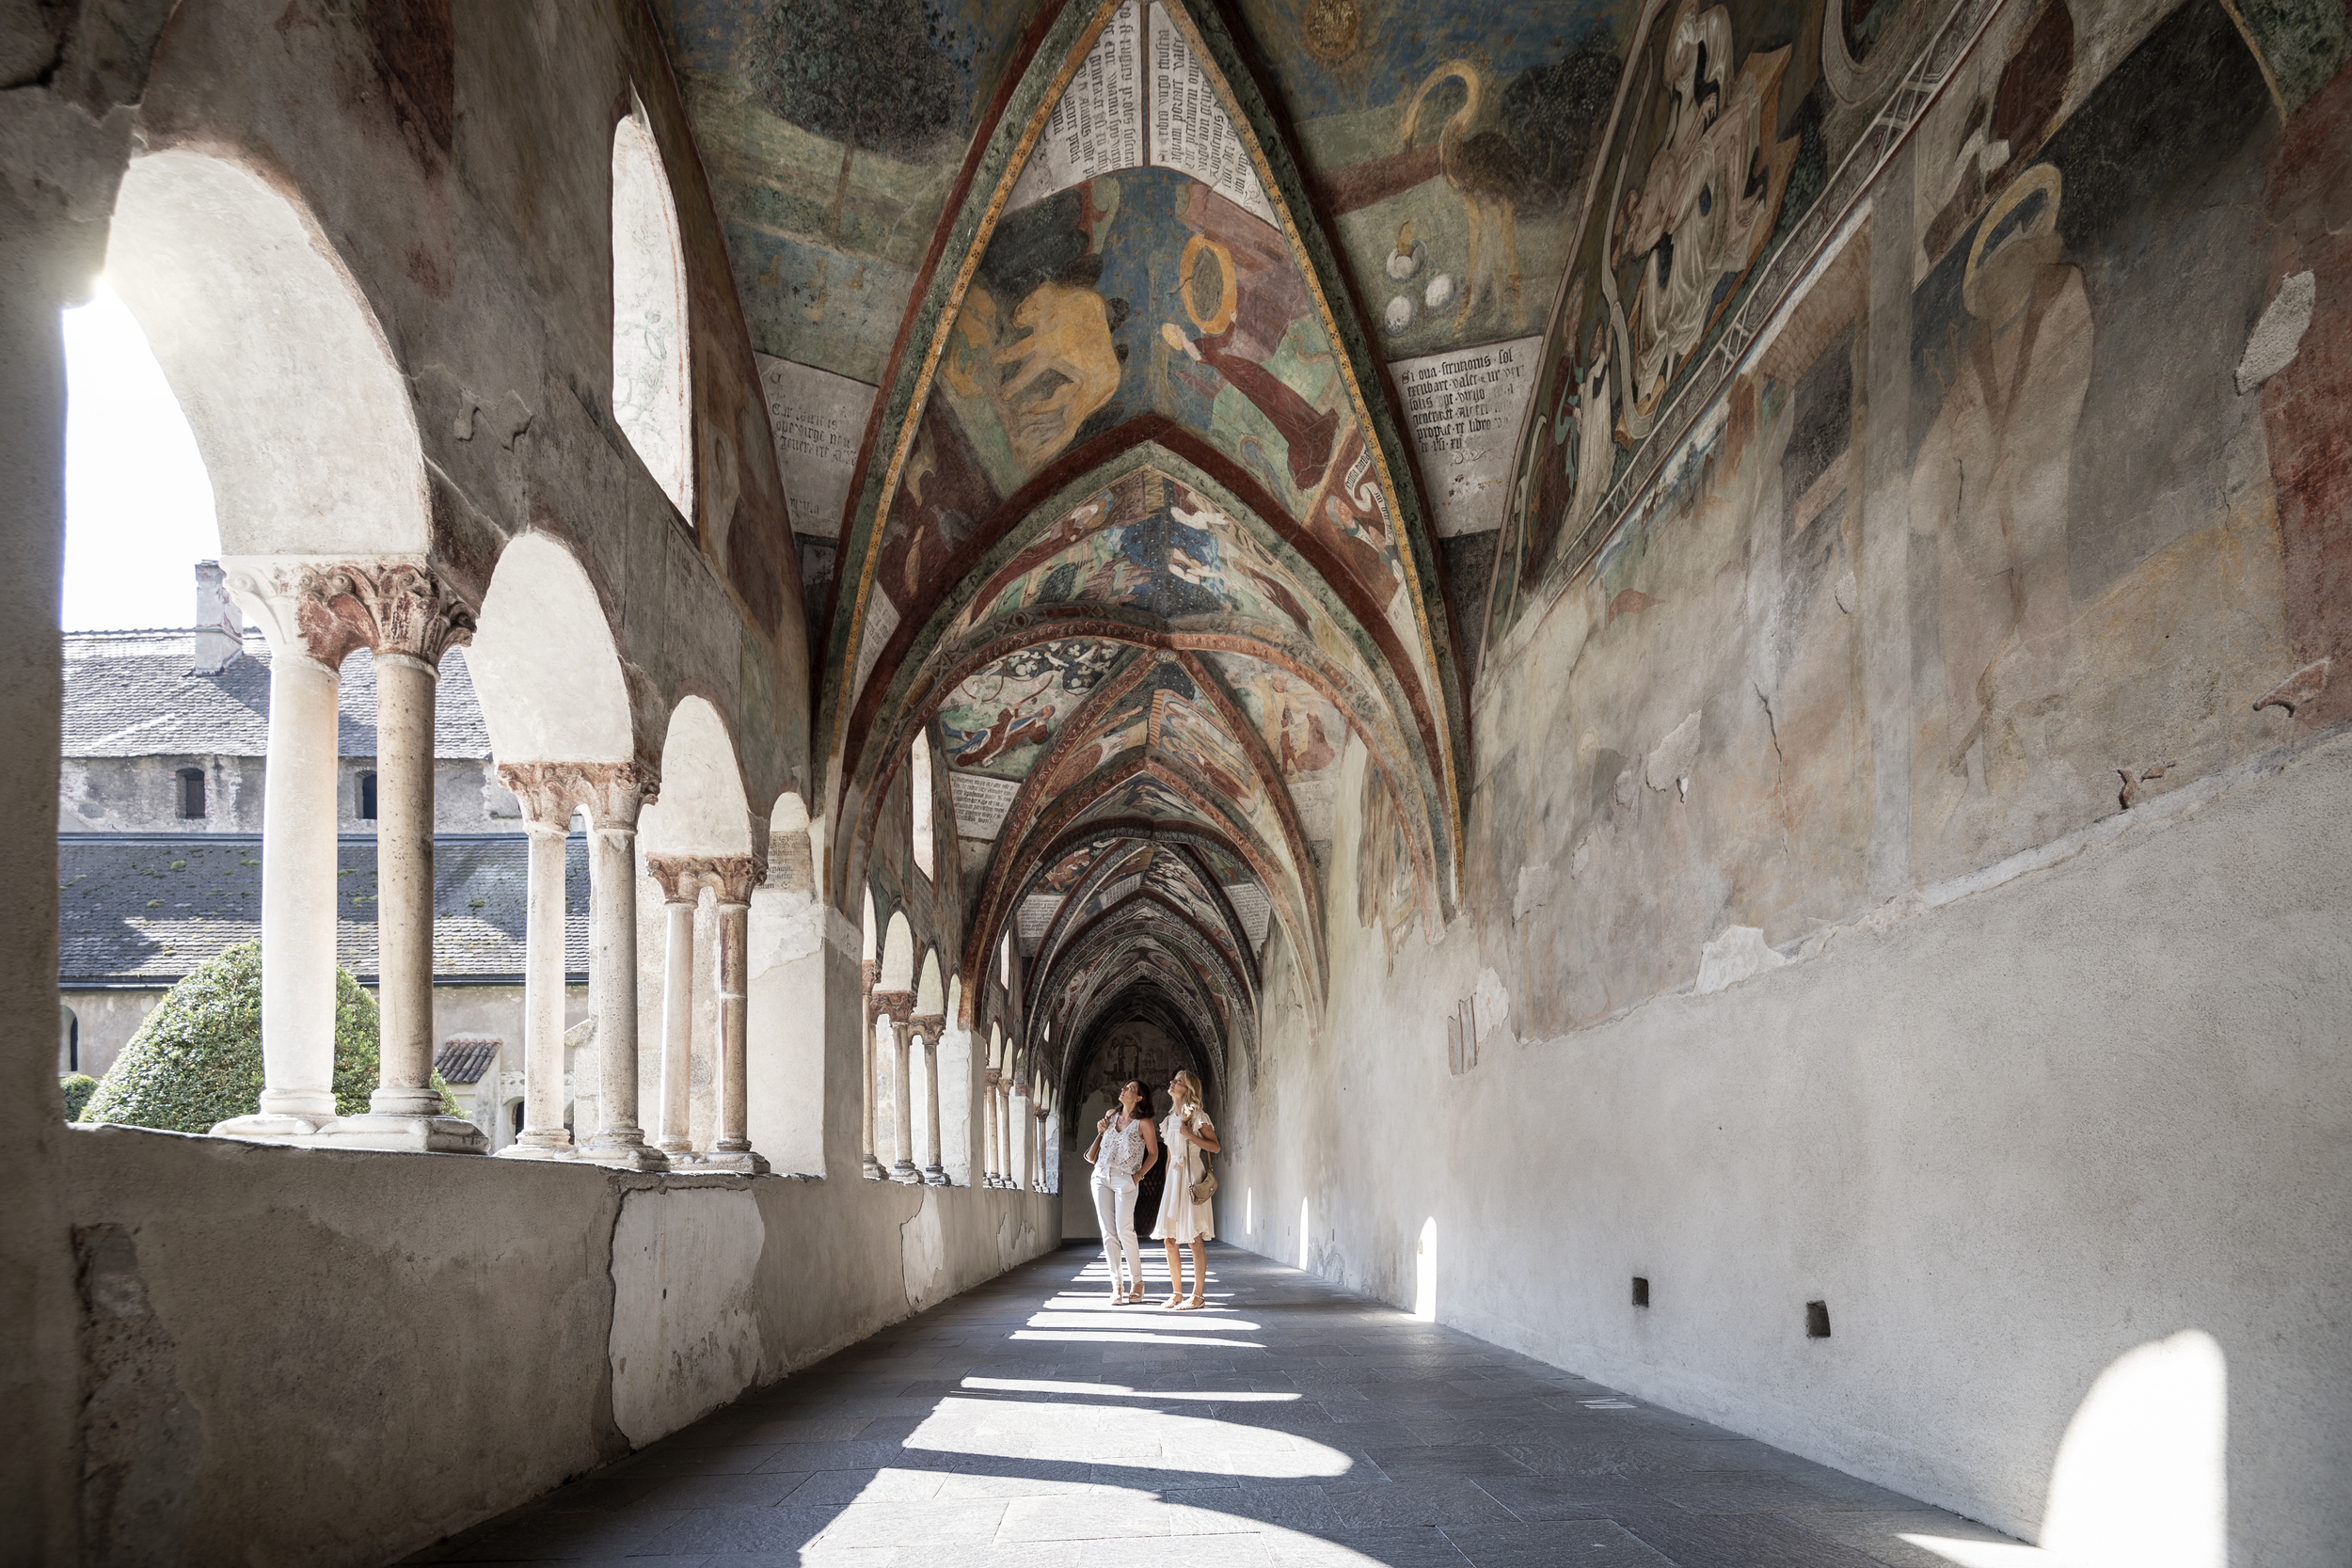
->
[611, 99, 693, 521]
[940, 974, 972, 1181]
[748, 789, 824, 1175]
[1414, 1217, 1438, 1322]
[640, 697, 755, 1157]
[910, 730, 936, 882]
[57, 279, 217, 631]
[175, 768, 208, 820]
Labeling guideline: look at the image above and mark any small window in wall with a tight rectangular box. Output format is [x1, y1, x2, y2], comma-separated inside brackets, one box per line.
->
[911, 731, 935, 881]
[611, 99, 693, 520]
[358, 769, 378, 820]
[1000, 931, 1010, 988]
[175, 767, 207, 819]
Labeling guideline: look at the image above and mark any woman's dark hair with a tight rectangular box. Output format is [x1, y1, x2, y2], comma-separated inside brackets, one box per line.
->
[1120, 1080, 1152, 1121]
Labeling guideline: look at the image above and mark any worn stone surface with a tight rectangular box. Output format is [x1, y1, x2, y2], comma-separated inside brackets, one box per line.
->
[409, 1243, 2019, 1567]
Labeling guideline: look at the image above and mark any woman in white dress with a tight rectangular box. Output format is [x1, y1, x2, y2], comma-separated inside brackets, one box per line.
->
[1082, 1080, 1158, 1304]
[1152, 1069, 1221, 1310]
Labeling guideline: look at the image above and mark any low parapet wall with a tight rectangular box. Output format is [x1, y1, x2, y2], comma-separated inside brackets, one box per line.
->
[56, 1132, 1057, 1567]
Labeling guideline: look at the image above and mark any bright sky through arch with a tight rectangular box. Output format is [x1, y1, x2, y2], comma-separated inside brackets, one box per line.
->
[60, 281, 220, 632]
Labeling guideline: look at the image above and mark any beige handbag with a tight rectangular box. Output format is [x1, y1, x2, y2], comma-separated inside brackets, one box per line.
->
[1184, 1111, 1218, 1203]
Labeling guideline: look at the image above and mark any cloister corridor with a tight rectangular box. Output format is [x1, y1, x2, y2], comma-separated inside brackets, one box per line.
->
[411, 1245, 2017, 1568]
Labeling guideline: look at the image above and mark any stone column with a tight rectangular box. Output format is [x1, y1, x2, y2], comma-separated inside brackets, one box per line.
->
[1010, 1082, 1029, 1191]
[981, 1069, 1001, 1187]
[497, 765, 578, 1160]
[874, 990, 918, 1181]
[995, 1080, 1013, 1188]
[913, 1012, 946, 1184]
[1034, 1106, 1048, 1191]
[645, 855, 701, 1160]
[704, 855, 769, 1174]
[212, 563, 348, 1138]
[320, 565, 485, 1152]
[860, 958, 885, 1180]
[577, 765, 665, 1169]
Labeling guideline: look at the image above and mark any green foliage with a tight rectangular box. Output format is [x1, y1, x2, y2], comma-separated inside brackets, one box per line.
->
[60, 1073, 98, 1121]
[82, 942, 462, 1133]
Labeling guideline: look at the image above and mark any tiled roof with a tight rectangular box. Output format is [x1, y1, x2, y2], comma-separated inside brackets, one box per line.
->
[60, 631, 493, 760]
[434, 1037, 501, 1085]
[57, 832, 586, 986]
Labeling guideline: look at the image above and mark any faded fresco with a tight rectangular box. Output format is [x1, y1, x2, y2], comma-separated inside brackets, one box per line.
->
[1465, 0, 2340, 1034]
[1233, 0, 1630, 359]
[938, 639, 1124, 778]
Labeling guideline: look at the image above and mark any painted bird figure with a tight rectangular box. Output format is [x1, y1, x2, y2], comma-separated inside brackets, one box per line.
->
[1398, 60, 1533, 330]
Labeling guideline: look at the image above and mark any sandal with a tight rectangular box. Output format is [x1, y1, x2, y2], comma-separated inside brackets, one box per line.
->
[1177, 1291, 1204, 1311]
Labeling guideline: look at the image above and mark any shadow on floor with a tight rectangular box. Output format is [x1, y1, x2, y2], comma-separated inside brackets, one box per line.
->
[405, 1242, 2024, 1567]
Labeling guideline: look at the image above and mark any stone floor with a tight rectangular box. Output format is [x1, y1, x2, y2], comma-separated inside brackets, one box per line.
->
[412, 1242, 2025, 1567]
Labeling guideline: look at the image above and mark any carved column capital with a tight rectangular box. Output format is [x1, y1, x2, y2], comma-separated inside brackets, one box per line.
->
[498, 762, 582, 830]
[984, 1069, 1002, 1088]
[310, 560, 477, 664]
[862, 958, 882, 988]
[642, 852, 701, 904]
[705, 853, 766, 907]
[578, 762, 660, 829]
[909, 1012, 945, 1042]
[871, 989, 915, 1025]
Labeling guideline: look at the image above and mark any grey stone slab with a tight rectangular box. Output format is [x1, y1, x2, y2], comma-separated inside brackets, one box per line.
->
[1641, 1470, 1867, 1513]
[1441, 1520, 1677, 1566]
[808, 1498, 1012, 1548]
[446, 1509, 689, 1560]
[736, 1416, 876, 1444]
[1361, 1445, 1536, 1482]
[633, 1507, 837, 1557]
[1163, 1484, 1347, 1532]
[631, 1473, 818, 1511]
[1321, 1480, 1520, 1527]
[1263, 1528, 1472, 1566]
[1613, 1509, 1897, 1568]
[613, 1445, 787, 1478]
[1470, 1475, 1671, 1521]
[1790, 1508, 2027, 1567]
[996, 1493, 1176, 1541]
[782, 1467, 948, 1505]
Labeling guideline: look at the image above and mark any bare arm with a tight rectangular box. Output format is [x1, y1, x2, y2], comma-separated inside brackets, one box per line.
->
[1138, 1118, 1160, 1178]
[1189, 1116, 1221, 1155]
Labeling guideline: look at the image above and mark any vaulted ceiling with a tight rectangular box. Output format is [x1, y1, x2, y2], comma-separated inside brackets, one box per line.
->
[651, 0, 1630, 1079]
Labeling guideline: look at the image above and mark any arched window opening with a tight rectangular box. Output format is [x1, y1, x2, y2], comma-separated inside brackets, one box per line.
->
[611, 100, 692, 521]
[999, 930, 1010, 988]
[911, 731, 935, 881]
[358, 769, 378, 821]
[175, 767, 208, 819]
[60, 1006, 80, 1074]
[58, 280, 218, 632]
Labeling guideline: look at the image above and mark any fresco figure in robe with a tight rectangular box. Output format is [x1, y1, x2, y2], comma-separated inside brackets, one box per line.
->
[947, 703, 1057, 769]
[1910, 164, 2090, 795]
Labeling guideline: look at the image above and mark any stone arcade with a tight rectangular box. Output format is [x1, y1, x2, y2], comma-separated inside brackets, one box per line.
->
[3, 0, 2347, 1564]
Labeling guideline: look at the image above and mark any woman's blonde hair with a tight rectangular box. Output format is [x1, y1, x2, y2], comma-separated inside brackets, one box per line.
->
[1170, 1069, 1203, 1108]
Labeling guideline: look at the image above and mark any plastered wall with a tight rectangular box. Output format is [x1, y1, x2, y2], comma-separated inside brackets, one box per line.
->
[1221, 724, 2352, 1564]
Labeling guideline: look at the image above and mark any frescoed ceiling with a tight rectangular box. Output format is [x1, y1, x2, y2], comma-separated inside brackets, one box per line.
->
[647, 0, 1645, 1082]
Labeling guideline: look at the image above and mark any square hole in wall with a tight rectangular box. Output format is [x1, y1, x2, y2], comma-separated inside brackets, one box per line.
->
[1805, 1300, 1832, 1338]
[1631, 1276, 1649, 1307]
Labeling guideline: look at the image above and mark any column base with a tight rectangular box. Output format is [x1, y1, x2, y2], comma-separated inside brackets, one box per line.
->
[862, 1158, 888, 1180]
[493, 1137, 576, 1162]
[890, 1161, 921, 1183]
[923, 1165, 949, 1186]
[317, 1114, 490, 1154]
[210, 1113, 333, 1142]
[701, 1147, 770, 1175]
[575, 1138, 671, 1172]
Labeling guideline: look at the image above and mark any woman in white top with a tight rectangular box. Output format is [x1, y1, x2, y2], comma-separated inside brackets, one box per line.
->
[1152, 1069, 1221, 1310]
[1082, 1080, 1159, 1304]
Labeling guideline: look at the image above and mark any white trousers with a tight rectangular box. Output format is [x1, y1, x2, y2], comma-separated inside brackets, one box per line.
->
[1091, 1177, 1141, 1291]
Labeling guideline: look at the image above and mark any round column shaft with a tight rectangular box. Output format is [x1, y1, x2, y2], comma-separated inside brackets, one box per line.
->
[657, 892, 697, 1158]
[579, 816, 664, 1169]
[501, 819, 575, 1156]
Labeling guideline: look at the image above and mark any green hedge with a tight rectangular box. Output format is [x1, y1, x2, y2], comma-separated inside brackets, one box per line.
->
[60, 1072, 98, 1121]
[81, 942, 461, 1133]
